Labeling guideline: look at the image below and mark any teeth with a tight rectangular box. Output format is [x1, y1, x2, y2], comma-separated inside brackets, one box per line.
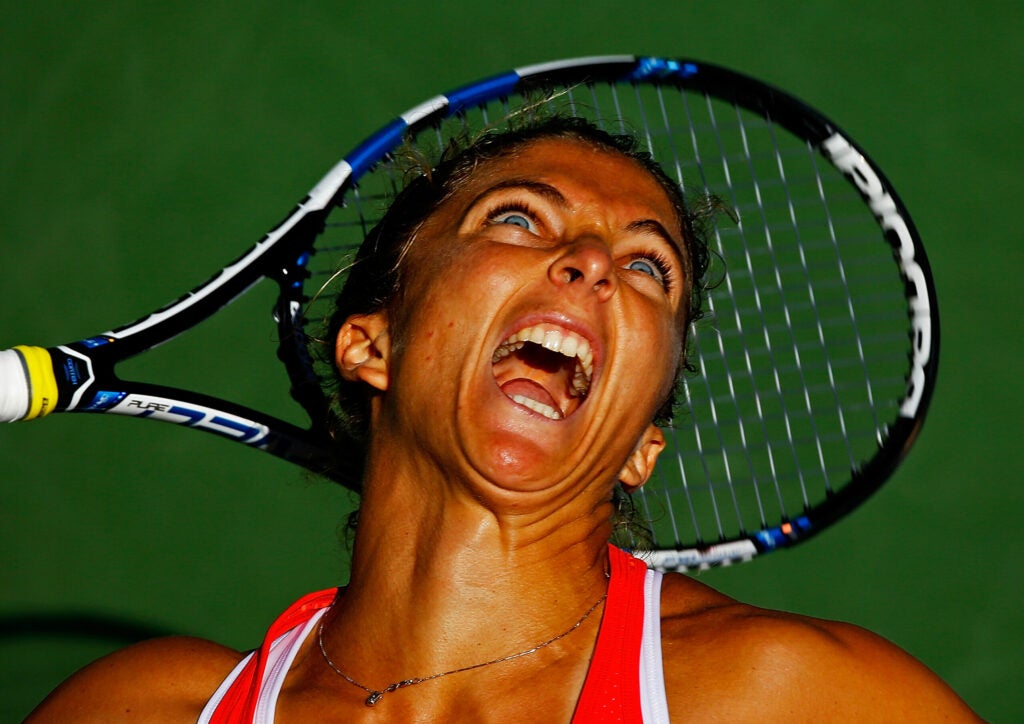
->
[491, 341, 524, 362]
[542, 329, 562, 353]
[491, 324, 594, 398]
[510, 394, 564, 420]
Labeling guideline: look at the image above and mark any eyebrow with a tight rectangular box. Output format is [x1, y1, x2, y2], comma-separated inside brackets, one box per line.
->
[466, 179, 569, 211]
[625, 219, 687, 268]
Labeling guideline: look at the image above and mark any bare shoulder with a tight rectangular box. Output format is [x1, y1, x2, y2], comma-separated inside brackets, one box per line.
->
[26, 636, 245, 723]
[657, 573, 982, 722]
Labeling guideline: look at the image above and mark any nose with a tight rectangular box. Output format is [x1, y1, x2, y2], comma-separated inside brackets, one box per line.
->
[548, 238, 617, 303]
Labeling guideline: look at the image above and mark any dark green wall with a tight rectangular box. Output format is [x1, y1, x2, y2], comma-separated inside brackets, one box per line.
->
[2, 2, 1020, 720]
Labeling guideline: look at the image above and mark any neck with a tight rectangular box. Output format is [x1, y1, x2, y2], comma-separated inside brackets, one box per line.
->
[321, 439, 614, 686]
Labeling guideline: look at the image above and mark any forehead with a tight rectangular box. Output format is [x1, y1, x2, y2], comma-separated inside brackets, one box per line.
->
[453, 137, 681, 224]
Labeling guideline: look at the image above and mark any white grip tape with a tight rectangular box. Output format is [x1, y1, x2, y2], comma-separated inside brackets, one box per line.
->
[0, 348, 31, 422]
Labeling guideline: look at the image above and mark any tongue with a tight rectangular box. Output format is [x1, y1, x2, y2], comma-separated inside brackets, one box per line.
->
[499, 378, 560, 412]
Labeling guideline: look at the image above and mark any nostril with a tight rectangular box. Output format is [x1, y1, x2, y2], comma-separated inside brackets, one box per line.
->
[550, 241, 615, 293]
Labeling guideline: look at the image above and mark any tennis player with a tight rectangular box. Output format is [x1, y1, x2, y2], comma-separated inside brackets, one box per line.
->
[28, 118, 980, 722]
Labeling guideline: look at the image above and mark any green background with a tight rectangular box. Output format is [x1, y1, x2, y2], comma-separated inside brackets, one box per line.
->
[2, 2, 1020, 720]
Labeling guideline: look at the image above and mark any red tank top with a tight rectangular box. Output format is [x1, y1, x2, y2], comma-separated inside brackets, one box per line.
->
[208, 544, 649, 723]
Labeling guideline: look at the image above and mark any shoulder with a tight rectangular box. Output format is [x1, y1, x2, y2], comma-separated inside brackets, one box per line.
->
[655, 573, 982, 721]
[26, 636, 245, 722]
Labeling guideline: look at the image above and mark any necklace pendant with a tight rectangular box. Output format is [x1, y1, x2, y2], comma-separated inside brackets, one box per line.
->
[365, 691, 384, 706]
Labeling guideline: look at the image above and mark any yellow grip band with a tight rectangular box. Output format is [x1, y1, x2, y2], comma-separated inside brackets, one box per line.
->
[14, 345, 59, 420]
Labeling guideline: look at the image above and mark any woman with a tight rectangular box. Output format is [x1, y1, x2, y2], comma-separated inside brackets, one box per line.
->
[28, 118, 980, 722]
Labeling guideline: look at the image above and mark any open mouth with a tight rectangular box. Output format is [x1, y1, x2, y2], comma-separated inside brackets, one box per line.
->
[491, 324, 595, 421]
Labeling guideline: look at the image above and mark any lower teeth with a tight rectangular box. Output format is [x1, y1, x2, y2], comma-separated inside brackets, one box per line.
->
[510, 394, 563, 420]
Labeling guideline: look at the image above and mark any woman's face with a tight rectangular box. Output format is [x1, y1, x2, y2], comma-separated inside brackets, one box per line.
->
[372, 137, 690, 499]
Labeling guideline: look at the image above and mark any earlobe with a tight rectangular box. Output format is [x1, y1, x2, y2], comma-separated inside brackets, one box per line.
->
[618, 424, 666, 493]
[335, 312, 390, 391]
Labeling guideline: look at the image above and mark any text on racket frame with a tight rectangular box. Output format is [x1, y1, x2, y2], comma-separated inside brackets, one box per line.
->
[821, 133, 932, 419]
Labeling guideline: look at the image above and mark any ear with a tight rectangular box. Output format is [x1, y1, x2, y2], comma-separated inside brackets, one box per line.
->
[334, 312, 390, 392]
[618, 424, 665, 493]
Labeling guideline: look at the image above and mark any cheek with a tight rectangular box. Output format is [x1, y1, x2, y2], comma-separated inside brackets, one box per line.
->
[401, 236, 499, 299]
[622, 306, 683, 404]
[656, 334, 684, 399]
[389, 247, 471, 337]
[390, 252, 513, 369]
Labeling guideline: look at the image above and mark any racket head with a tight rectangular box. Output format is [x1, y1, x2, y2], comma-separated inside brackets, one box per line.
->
[271, 55, 938, 569]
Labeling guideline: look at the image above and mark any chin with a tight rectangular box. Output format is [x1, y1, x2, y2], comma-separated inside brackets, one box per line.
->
[467, 435, 581, 496]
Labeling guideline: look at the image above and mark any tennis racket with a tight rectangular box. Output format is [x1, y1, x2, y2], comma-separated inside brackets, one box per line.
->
[0, 55, 937, 571]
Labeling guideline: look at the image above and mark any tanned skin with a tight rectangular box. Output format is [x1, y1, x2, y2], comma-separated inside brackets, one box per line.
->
[28, 139, 981, 723]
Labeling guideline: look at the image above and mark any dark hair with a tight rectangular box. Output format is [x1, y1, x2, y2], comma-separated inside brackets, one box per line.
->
[321, 115, 714, 478]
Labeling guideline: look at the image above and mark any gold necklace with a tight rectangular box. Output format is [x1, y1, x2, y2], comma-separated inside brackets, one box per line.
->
[317, 593, 607, 707]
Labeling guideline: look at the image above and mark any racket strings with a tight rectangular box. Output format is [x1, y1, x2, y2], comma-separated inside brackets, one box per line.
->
[806, 147, 884, 450]
[754, 112, 839, 505]
[736, 102, 828, 515]
[612, 83, 907, 548]
[662, 89, 751, 543]
[696, 92, 786, 534]
[662, 88, 743, 543]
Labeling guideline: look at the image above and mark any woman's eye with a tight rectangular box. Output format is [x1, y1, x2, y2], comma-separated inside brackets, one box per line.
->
[625, 255, 673, 290]
[491, 210, 537, 232]
[627, 258, 663, 281]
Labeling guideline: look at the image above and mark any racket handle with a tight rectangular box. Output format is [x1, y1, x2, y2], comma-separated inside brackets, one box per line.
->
[0, 346, 59, 422]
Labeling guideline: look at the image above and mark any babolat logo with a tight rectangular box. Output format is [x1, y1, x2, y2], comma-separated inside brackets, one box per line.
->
[821, 133, 932, 418]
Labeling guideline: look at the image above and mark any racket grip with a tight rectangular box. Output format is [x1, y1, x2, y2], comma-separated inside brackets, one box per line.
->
[0, 346, 59, 422]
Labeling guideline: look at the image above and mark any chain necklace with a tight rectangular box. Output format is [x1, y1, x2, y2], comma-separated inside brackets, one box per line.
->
[317, 592, 607, 707]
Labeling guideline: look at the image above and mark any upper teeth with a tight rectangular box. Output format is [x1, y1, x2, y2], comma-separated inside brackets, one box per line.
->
[492, 325, 594, 398]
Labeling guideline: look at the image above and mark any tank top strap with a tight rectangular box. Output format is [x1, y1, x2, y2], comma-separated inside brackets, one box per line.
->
[206, 588, 337, 724]
[572, 544, 650, 723]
